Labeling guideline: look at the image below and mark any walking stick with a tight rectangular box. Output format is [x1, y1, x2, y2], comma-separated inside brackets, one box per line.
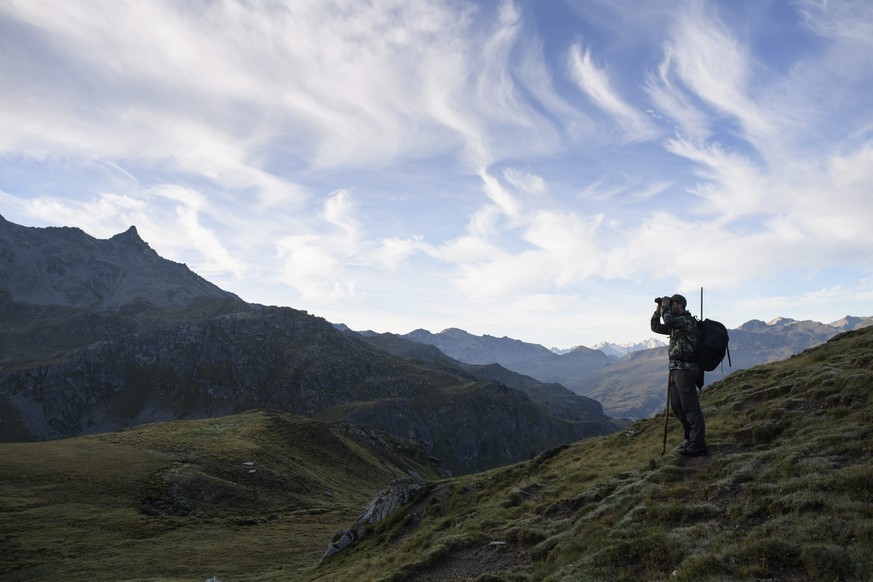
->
[661, 375, 670, 455]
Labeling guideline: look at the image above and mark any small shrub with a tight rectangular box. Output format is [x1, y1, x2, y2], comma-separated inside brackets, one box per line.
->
[501, 488, 525, 508]
[733, 538, 802, 578]
[504, 525, 547, 545]
[592, 531, 681, 580]
[750, 419, 785, 444]
[674, 552, 738, 581]
[831, 465, 873, 502]
[529, 534, 561, 562]
[801, 544, 857, 580]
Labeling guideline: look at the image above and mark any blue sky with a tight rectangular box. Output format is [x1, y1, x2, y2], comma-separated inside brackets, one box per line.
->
[2, 0, 872, 348]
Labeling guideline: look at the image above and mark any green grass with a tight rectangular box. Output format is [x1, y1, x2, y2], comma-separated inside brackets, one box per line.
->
[3, 328, 873, 581]
[0, 411, 438, 581]
[313, 327, 873, 581]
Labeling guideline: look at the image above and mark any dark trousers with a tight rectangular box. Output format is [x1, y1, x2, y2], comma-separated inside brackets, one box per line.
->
[669, 368, 706, 449]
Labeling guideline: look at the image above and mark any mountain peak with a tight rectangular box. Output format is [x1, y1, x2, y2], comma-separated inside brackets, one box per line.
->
[830, 315, 868, 330]
[0, 217, 238, 309]
[439, 327, 471, 337]
[120, 225, 139, 237]
[109, 225, 150, 249]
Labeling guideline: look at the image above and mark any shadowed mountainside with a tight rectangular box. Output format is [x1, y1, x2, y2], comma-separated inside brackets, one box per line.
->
[0, 218, 617, 474]
[0, 214, 238, 309]
[351, 331, 608, 422]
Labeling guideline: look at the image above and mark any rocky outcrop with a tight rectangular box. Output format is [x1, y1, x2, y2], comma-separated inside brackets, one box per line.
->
[322, 478, 428, 561]
[0, 299, 616, 471]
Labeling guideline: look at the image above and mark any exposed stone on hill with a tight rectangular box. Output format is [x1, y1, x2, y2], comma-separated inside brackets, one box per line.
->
[322, 477, 428, 561]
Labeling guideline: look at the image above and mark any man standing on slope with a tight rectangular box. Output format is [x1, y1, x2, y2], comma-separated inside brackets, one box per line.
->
[651, 294, 708, 457]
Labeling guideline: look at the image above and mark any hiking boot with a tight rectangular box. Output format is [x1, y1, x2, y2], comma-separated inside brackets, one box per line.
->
[679, 446, 709, 457]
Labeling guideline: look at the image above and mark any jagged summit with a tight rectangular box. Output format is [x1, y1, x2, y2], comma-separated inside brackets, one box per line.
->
[589, 338, 666, 358]
[0, 217, 239, 309]
[111, 225, 141, 239]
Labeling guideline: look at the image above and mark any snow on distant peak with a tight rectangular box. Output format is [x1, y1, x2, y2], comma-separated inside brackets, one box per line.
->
[552, 338, 665, 358]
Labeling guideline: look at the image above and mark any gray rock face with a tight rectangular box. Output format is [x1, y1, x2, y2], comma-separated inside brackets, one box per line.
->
[0, 215, 238, 309]
[322, 478, 428, 561]
[0, 303, 456, 441]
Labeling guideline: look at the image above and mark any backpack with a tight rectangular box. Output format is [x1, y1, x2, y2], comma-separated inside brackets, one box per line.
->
[697, 318, 731, 372]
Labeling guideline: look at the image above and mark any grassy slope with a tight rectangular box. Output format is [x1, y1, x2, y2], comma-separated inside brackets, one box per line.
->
[0, 410, 438, 582]
[2, 328, 871, 581]
[315, 327, 873, 581]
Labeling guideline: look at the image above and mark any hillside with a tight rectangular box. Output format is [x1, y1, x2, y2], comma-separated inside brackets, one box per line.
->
[313, 325, 873, 581]
[2, 326, 871, 580]
[0, 410, 441, 582]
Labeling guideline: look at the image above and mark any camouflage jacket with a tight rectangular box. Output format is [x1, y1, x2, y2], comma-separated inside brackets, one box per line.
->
[651, 308, 700, 371]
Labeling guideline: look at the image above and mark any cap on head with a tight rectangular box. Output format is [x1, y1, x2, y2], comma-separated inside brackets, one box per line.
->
[670, 294, 687, 308]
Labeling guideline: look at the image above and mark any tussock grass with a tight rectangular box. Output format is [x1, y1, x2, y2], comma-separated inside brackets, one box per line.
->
[3, 328, 873, 580]
[313, 327, 873, 581]
[0, 411, 437, 581]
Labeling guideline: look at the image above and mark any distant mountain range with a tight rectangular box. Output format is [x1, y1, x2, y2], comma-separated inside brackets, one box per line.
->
[0, 216, 617, 474]
[342, 317, 873, 420]
[399, 327, 613, 384]
[3, 213, 868, 463]
[551, 338, 666, 358]
[589, 338, 666, 357]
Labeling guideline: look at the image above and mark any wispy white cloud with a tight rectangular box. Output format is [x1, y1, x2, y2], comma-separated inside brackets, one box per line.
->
[567, 43, 657, 142]
[1, 0, 872, 347]
[797, 0, 873, 45]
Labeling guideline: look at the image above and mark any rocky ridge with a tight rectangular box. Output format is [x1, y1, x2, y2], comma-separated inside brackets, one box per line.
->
[0, 215, 238, 309]
[0, 218, 618, 473]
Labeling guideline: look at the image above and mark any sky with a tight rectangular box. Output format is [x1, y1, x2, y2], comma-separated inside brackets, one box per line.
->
[2, 0, 872, 349]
